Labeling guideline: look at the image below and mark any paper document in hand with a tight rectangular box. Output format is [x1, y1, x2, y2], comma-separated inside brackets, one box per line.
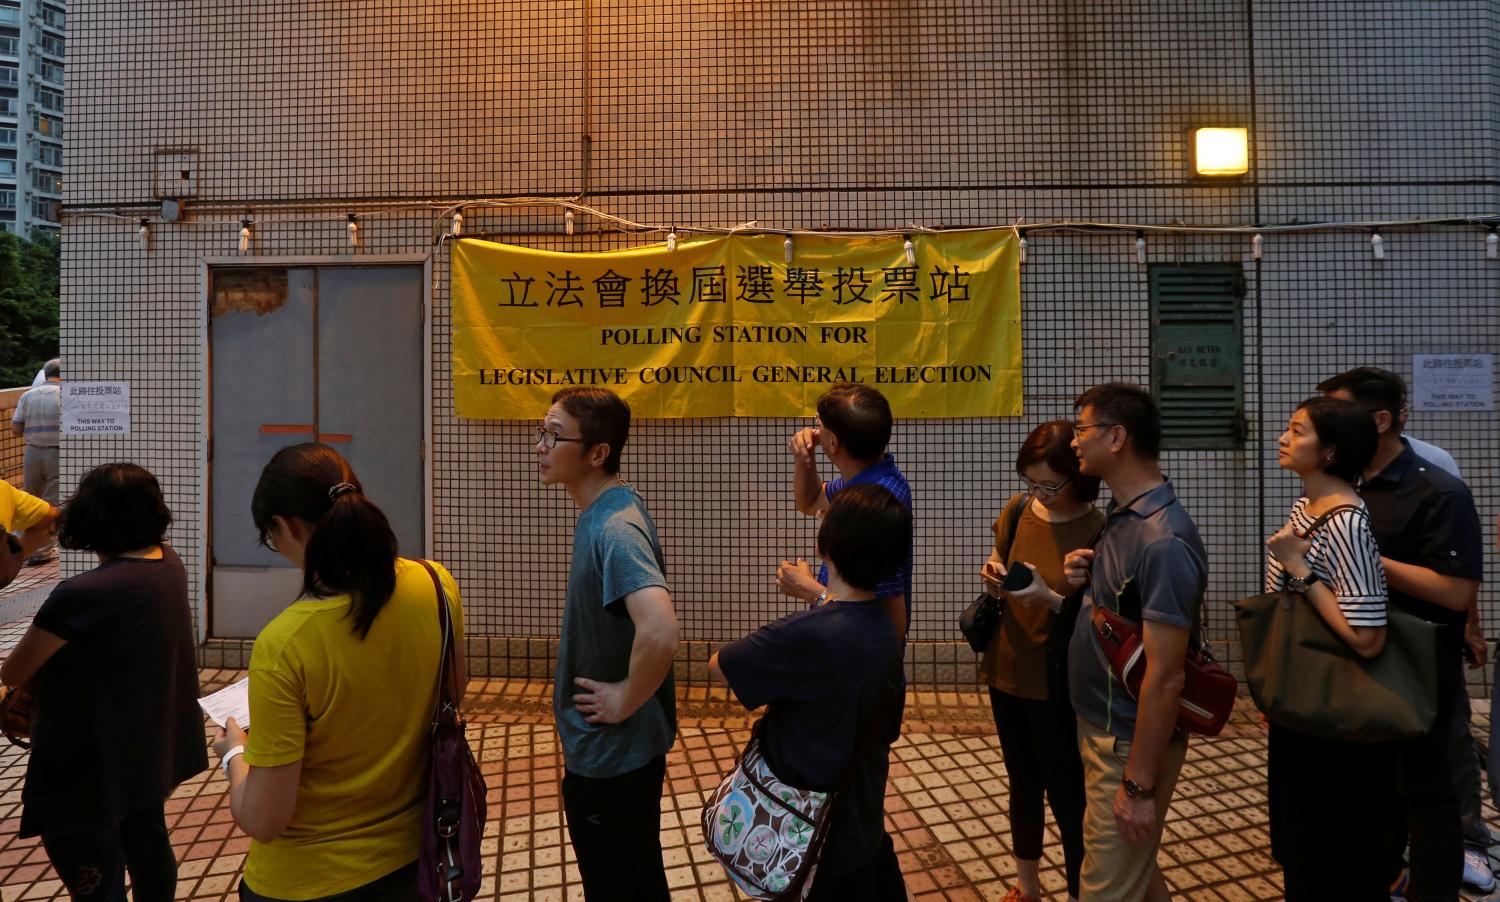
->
[198, 676, 250, 728]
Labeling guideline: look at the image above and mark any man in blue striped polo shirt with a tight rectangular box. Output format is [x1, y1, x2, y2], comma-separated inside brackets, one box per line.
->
[777, 383, 913, 640]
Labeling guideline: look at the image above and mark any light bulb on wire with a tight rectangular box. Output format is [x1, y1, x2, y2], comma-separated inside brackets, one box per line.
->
[347, 214, 360, 247]
[666, 230, 677, 253]
[565, 210, 575, 236]
[1371, 230, 1385, 260]
[1252, 233, 1263, 261]
[903, 235, 916, 265]
[784, 235, 794, 265]
[1487, 227, 1497, 260]
[451, 210, 463, 237]
[239, 219, 252, 253]
[1018, 236, 1028, 265]
[138, 219, 149, 251]
[1135, 231, 1147, 265]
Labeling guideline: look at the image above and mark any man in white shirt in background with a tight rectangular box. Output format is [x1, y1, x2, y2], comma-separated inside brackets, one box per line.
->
[10, 358, 60, 565]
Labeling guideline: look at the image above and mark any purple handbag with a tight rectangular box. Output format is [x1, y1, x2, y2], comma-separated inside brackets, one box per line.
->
[416, 561, 487, 902]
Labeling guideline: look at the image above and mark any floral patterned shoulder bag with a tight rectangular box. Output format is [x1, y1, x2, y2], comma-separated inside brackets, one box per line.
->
[702, 677, 898, 900]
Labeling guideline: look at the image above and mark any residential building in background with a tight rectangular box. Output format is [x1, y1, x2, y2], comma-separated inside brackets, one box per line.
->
[0, 0, 63, 237]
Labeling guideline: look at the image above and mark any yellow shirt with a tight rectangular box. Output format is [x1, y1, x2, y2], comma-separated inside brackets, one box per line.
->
[1, 482, 51, 533]
[243, 559, 464, 900]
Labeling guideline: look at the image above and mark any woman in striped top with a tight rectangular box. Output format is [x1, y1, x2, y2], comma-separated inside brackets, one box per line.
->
[1263, 396, 1393, 900]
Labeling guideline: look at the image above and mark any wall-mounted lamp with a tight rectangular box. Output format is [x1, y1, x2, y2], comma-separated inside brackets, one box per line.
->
[1192, 127, 1250, 177]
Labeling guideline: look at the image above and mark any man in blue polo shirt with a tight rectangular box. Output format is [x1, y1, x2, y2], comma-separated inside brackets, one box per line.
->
[776, 383, 912, 639]
[1063, 383, 1207, 902]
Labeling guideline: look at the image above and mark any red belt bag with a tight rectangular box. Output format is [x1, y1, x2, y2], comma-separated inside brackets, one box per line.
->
[1091, 606, 1238, 737]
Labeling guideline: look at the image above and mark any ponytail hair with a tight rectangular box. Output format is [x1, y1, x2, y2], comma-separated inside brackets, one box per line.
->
[250, 443, 398, 638]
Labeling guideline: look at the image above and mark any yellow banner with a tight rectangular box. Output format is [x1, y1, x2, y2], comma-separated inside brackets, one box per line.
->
[451, 230, 1020, 418]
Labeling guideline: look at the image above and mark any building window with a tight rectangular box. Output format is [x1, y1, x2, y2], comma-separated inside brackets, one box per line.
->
[0, 36, 17, 57]
[30, 197, 57, 222]
[37, 88, 61, 112]
[0, 159, 14, 177]
[40, 6, 63, 29]
[0, 67, 17, 87]
[0, 190, 14, 209]
[38, 145, 60, 167]
[30, 113, 59, 138]
[33, 171, 59, 194]
[0, 127, 15, 145]
[0, 97, 13, 116]
[38, 34, 63, 57]
[33, 60, 63, 85]
[0, 8, 19, 27]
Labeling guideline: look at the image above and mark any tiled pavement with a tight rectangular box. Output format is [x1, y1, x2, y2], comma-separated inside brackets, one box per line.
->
[0, 601, 1499, 899]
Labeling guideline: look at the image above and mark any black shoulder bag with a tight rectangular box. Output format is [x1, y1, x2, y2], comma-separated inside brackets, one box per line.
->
[959, 495, 1028, 652]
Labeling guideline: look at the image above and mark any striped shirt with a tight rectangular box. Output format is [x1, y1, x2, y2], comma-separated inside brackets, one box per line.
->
[11, 382, 60, 449]
[1265, 498, 1387, 628]
[818, 454, 913, 615]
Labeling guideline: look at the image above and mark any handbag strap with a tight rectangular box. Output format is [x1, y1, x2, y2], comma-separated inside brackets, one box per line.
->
[748, 665, 900, 799]
[1301, 502, 1365, 538]
[997, 494, 1029, 563]
[416, 560, 462, 722]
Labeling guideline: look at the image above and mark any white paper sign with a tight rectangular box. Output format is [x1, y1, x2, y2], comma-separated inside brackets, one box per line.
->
[61, 381, 131, 435]
[1412, 354, 1493, 411]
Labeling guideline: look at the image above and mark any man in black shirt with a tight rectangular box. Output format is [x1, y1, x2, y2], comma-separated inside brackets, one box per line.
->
[1320, 368, 1484, 902]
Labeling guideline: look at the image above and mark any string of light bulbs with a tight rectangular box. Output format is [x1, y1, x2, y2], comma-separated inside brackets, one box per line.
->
[65, 200, 1500, 262]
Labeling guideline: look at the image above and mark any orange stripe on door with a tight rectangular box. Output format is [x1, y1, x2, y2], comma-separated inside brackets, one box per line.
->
[317, 434, 353, 443]
[259, 424, 315, 434]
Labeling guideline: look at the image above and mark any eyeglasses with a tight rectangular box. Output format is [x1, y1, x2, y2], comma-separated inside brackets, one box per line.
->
[1072, 421, 1119, 435]
[1025, 477, 1072, 498]
[537, 426, 585, 450]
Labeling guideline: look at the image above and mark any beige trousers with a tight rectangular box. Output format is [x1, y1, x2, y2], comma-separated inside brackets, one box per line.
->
[1076, 716, 1188, 902]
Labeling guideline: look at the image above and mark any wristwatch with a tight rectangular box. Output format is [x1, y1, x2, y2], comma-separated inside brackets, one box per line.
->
[1123, 778, 1154, 800]
[1286, 572, 1322, 594]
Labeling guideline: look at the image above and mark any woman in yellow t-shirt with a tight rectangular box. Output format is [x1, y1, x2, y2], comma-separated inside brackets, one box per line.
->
[210, 444, 465, 902]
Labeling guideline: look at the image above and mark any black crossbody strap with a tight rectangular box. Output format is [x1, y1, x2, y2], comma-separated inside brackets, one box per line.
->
[998, 494, 1029, 563]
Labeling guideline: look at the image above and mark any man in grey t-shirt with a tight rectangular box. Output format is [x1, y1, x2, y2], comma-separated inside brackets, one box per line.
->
[539, 387, 678, 901]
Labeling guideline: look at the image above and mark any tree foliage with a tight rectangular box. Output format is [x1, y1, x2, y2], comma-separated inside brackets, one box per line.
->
[0, 232, 60, 388]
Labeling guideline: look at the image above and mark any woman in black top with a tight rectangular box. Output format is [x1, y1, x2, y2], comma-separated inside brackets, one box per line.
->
[1, 464, 207, 901]
[709, 484, 910, 900]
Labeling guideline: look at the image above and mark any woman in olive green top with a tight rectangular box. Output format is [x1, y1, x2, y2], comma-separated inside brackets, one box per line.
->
[977, 421, 1104, 902]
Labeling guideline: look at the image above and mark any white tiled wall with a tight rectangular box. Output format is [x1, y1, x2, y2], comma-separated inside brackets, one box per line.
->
[60, 1, 1500, 685]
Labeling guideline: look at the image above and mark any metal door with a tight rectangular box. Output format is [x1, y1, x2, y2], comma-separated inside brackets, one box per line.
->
[209, 265, 425, 638]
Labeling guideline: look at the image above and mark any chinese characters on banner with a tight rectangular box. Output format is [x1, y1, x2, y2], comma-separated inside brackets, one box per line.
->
[451, 230, 1021, 418]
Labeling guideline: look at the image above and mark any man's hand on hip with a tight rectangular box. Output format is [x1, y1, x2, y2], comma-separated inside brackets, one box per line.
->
[572, 677, 632, 724]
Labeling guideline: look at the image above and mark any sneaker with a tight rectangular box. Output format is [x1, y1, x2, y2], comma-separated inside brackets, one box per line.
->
[1389, 867, 1408, 900]
[1002, 888, 1041, 902]
[1464, 848, 1496, 893]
